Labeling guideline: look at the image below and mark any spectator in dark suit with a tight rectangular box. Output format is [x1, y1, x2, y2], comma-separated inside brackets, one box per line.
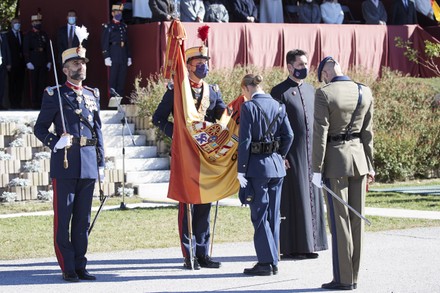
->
[362, 0, 388, 24]
[149, 0, 176, 21]
[57, 10, 85, 83]
[298, 0, 322, 23]
[58, 10, 82, 63]
[391, 0, 418, 24]
[0, 27, 12, 109]
[230, 0, 258, 22]
[6, 18, 25, 109]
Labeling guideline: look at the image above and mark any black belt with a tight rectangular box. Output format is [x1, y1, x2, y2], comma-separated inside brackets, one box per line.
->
[72, 137, 97, 146]
[327, 133, 361, 143]
[110, 41, 125, 47]
[251, 141, 279, 154]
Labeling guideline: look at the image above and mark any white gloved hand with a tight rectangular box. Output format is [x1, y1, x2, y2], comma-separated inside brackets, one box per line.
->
[0, 56, 2, 66]
[312, 172, 322, 188]
[53, 134, 72, 153]
[26, 62, 35, 70]
[127, 57, 132, 66]
[46, 62, 51, 71]
[98, 167, 105, 183]
[104, 57, 112, 66]
[237, 172, 248, 188]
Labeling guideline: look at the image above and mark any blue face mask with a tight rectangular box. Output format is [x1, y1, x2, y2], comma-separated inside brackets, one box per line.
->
[68, 16, 76, 25]
[13, 23, 21, 31]
[114, 13, 123, 21]
[293, 67, 308, 80]
[194, 63, 209, 79]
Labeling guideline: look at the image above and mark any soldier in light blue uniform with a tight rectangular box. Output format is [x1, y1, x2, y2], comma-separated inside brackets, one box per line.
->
[237, 74, 293, 276]
[101, 4, 132, 99]
[34, 45, 105, 282]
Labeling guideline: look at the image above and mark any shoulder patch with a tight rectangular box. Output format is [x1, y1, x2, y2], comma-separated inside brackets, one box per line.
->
[45, 85, 61, 96]
[84, 86, 100, 98]
[167, 81, 174, 90]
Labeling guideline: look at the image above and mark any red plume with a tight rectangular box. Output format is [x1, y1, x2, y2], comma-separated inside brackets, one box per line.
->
[197, 25, 210, 44]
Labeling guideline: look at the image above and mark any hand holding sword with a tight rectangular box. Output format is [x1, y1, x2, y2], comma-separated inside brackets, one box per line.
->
[312, 173, 371, 226]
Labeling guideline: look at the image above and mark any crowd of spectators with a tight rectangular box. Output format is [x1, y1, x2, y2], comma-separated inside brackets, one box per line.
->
[1, 0, 439, 109]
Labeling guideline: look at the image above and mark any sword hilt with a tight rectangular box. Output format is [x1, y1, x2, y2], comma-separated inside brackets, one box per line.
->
[63, 148, 68, 169]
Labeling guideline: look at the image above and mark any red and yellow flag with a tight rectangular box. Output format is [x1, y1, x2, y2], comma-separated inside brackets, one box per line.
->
[164, 20, 242, 204]
[433, 0, 440, 22]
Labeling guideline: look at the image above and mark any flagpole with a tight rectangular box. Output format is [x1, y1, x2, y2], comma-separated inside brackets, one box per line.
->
[187, 203, 194, 270]
[210, 201, 219, 257]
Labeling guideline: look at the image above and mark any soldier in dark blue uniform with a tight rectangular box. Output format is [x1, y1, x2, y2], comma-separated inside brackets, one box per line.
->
[153, 45, 224, 270]
[101, 4, 132, 99]
[34, 44, 105, 282]
[237, 74, 293, 276]
[23, 14, 51, 109]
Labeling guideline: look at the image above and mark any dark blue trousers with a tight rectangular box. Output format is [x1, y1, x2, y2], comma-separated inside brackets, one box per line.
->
[178, 202, 211, 258]
[248, 177, 283, 266]
[52, 178, 95, 273]
[109, 62, 127, 97]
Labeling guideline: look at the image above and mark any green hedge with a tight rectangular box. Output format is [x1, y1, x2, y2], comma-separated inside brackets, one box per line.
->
[130, 66, 440, 183]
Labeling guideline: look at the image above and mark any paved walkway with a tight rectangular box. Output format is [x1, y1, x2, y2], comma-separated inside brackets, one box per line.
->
[0, 226, 439, 293]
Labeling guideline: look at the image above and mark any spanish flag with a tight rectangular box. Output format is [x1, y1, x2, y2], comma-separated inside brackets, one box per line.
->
[164, 20, 241, 204]
[433, 0, 440, 22]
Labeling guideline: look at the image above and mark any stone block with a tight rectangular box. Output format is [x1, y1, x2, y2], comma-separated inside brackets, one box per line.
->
[10, 186, 38, 201]
[0, 160, 21, 173]
[0, 122, 17, 136]
[4, 147, 33, 160]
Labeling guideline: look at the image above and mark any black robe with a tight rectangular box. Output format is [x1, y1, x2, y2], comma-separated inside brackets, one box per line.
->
[271, 77, 328, 255]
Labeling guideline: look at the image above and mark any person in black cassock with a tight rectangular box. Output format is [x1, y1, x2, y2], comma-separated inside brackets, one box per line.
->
[270, 49, 328, 260]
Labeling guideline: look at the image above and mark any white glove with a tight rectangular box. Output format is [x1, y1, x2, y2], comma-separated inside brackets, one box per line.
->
[104, 57, 112, 66]
[0, 57, 2, 66]
[237, 172, 248, 188]
[26, 62, 35, 70]
[46, 62, 51, 71]
[53, 134, 72, 153]
[127, 57, 132, 67]
[98, 167, 105, 183]
[312, 172, 322, 188]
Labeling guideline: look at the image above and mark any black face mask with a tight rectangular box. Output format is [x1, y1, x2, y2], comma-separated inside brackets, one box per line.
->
[33, 24, 42, 30]
[194, 63, 209, 79]
[293, 67, 308, 80]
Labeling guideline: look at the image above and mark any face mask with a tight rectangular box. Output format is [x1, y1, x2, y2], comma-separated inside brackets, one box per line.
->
[33, 24, 42, 30]
[68, 16, 76, 25]
[13, 23, 21, 31]
[194, 63, 209, 79]
[293, 67, 308, 80]
[306, 0, 313, 2]
[114, 13, 123, 21]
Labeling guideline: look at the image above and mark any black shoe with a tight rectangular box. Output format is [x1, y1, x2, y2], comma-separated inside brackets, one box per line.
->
[272, 264, 278, 275]
[62, 271, 79, 282]
[322, 281, 354, 290]
[304, 252, 319, 259]
[75, 269, 96, 280]
[183, 257, 201, 270]
[243, 263, 272, 276]
[197, 255, 221, 268]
